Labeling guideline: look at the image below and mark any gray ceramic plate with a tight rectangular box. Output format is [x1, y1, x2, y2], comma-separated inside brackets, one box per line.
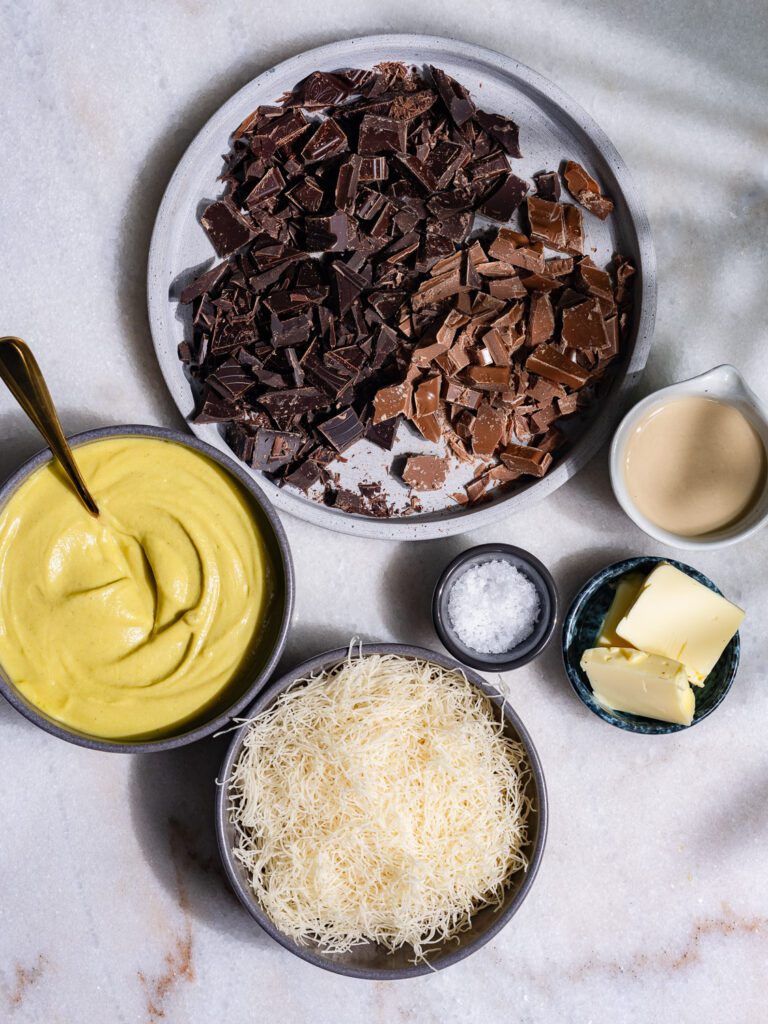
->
[148, 34, 656, 540]
[216, 643, 547, 978]
[562, 557, 740, 734]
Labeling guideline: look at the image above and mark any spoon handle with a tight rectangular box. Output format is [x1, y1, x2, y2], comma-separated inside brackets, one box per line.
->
[0, 336, 99, 516]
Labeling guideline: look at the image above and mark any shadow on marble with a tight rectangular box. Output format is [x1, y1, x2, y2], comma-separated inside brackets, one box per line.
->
[692, 768, 768, 858]
[275, 622, 366, 678]
[129, 737, 272, 948]
[380, 536, 467, 650]
[115, 28, 354, 429]
[0, 407, 130, 482]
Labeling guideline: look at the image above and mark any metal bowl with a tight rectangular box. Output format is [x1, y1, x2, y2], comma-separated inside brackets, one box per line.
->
[148, 33, 656, 540]
[215, 642, 548, 979]
[0, 425, 294, 753]
[432, 544, 558, 671]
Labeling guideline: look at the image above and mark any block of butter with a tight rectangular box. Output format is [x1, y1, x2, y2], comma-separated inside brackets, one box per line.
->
[596, 572, 646, 647]
[615, 563, 744, 685]
[580, 647, 695, 726]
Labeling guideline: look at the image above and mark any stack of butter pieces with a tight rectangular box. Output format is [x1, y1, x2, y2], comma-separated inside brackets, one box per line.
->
[580, 564, 745, 726]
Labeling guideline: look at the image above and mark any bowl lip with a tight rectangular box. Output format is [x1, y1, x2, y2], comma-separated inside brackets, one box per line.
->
[561, 556, 741, 734]
[147, 31, 657, 542]
[0, 424, 295, 754]
[432, 544, 559, 671]
[609, 369, 768, 550]
[215, 641, 549, 980]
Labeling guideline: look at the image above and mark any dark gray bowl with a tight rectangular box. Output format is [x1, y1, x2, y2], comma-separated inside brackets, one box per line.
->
[0, 425, 294, 753]
[562, 557, 740, 734]
[216, 643, 548, 979]
[433, 545, 558, 672]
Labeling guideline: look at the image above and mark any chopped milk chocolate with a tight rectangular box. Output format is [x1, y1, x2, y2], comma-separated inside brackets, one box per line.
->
[402, 454, 449, 490]
[563, 160, 614, 220]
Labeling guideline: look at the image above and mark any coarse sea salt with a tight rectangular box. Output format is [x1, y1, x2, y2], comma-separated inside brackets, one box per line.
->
[447, 559, 540, 655]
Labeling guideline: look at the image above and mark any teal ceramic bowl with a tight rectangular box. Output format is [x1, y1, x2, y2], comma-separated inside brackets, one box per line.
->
[562, 557, 740, 734]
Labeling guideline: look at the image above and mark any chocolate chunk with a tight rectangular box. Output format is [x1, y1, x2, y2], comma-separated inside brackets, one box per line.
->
[528, 292, 555, 345]
[474, 110, 522, 158]
[527, 196, 566, 250]
[334, 155, 361, 212]
[318, 408, 365, 451]
[562, 160, 614, 219]
[402, 454, 449, 490]
[286, 176, 324, 212]
[332, 261, 367, 315]
[208, 357, 255, 400]
[200, 199, 254, 257]
[427, 141, 471, 189]
[366, 415, 399, 450]
[193, 392, 234, 423]
[561, 298, 610, 351]
[465, 365, 511, 390]
[258, 386, 326, 421]
[245, 166, 285, 207]
[294, 70, 353, 108]
[283, 459, 323, 492]
[413, 412, 442, 443]
[430, 66, 476, 126]
[444, 383, 483, 409]
[576, 258, 613, 301]
[472, 401, 506, 459]
[525, 344, 590, 389]
[180, 262, 229, 304]
[414, 375, 441, 416]
[534, 171, 561, 202]
[480, 173, 529, 221]
[562, 205, 585, 255]
[359, 156, 388, 181]
[358, 115, 407, 154]
[499, 443, 553, 477]
[305, 212, 354, 251]
[269, 110, 310, 148]
[388, 89, 436, 121]
[301, 118, 349, 163]
[373, 381, 412, 423]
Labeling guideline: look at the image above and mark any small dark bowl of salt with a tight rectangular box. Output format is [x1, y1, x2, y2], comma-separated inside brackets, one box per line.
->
[432, 544, 558, 672]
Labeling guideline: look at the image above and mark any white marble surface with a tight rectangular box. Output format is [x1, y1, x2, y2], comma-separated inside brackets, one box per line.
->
[1, 2, 767, 1021]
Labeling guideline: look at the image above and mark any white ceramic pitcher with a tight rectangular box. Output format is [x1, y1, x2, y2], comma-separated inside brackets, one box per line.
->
[609, 365, 768, 549]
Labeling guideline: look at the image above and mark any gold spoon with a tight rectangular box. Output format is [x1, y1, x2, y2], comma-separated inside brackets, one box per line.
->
[0, 336, 99, 516]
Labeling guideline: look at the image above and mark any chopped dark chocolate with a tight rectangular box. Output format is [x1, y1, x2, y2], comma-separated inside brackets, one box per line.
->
[430, 66, 476, 126]
[534, 170, 561, 202]
[480, 173, 529, 221]
[317, 407, 365, 451]
[358, 115, 407, 154]
[200, 199, 254, 257]
[474, 110, 522, 158]
[301, 118, 348, 163]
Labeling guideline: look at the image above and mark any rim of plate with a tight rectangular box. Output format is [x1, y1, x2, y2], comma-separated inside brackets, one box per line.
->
[148, 33, 656, 540]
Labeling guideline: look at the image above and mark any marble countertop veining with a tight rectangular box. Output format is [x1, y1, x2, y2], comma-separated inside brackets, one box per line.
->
[1, 1, 767, 1021]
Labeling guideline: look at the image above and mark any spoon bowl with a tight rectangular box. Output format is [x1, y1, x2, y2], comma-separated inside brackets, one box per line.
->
[0, 336, 100, 515]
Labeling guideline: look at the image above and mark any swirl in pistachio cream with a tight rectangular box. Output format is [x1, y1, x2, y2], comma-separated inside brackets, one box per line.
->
[0, 437, 273, 740]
